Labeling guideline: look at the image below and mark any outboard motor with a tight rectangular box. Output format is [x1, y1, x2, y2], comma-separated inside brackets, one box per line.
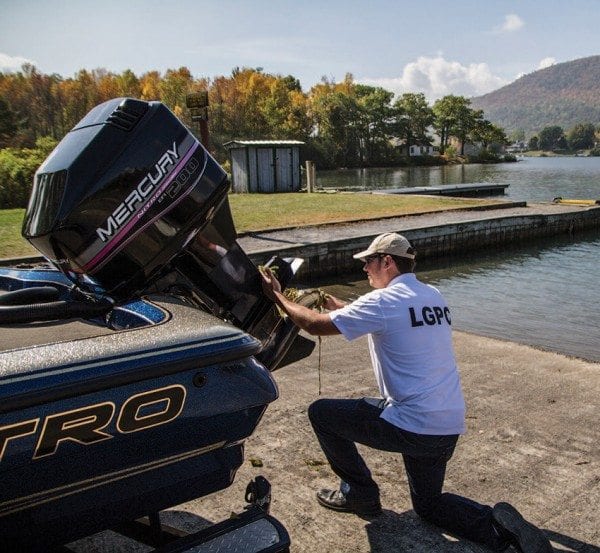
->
[22, 97, 226, 299]
[20, 97, 302, 368]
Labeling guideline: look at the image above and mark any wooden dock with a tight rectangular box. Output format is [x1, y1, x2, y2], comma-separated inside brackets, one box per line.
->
[372, 182, 509, 197]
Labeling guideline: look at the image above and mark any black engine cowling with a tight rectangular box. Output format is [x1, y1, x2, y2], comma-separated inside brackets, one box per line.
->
[22, 98, 229, 300]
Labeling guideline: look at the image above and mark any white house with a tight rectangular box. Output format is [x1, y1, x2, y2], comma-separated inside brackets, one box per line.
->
[393, 139, 440, 157]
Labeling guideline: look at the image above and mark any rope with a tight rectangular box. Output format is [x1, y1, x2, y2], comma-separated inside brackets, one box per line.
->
[315, 290, 328, 396]
[318, 336, 322, 395]
[283, 287, 329, 395]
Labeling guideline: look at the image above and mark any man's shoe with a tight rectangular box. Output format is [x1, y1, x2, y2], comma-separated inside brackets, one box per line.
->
[316, 488, 382, 517]
[492, 502, 553, 553]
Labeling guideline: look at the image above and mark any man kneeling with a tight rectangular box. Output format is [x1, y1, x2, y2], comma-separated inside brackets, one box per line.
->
[261, 233, 552, 553]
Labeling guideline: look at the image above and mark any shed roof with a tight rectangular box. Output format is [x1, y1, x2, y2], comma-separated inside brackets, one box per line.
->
[223, 140, 305, 148]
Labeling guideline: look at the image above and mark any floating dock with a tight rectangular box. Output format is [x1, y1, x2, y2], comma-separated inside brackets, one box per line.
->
[372, 183, 509, 197]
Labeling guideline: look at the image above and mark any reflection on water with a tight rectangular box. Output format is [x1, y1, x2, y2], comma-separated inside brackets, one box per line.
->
[317, 164, 477, 191]
[308, 228, 600, 363]
[318, 156, 600, 202]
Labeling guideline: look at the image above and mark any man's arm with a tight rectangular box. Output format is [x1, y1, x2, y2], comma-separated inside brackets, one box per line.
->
[261, 268, 340, 336]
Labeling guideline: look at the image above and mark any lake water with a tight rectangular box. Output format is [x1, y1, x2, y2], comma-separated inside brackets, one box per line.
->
[317, 156, 600, 202]
[314, 157, 600, 362]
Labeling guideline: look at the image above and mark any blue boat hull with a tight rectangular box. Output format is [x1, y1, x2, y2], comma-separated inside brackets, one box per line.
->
[0, 268, 280, 551]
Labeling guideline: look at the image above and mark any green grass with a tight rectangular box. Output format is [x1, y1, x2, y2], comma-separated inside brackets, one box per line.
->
[0, 193, 497, 259]
[0, 209, 37, 258]
[229, 192, 497, 232]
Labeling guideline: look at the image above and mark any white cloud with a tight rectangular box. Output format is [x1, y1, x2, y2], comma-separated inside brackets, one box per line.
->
[358, 56, 509, 101]
[538, 57, 556, 69]
[495, 14, 525, 33]
[0, 52, 35, 72]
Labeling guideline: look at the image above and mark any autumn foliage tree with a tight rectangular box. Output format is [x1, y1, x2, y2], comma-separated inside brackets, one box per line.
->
[1, 63, 508, 160]
[1, 63, 519, 207]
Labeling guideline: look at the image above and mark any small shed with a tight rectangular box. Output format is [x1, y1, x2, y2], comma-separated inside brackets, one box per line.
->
[224, 140, 304, 193]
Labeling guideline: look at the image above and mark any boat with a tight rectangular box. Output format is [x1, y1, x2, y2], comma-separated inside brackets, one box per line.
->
[0, 98, 312, 551]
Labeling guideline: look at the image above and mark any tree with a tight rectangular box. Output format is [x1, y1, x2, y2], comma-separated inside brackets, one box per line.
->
[432, 95, 479, 155]
[159, 66, 195, 120]
[0, 64, 510, 169]
[0, 65, 57, 145]
[508, 129, 526, 143]
[455, 106, 483, 156]
[354, 84, 396, 165]
[260, 76, 310, 140]
[310, 87, 361, 167]
[95, 69, 120, 102]
[25, 65, 63, 139]
[432, 96, 454, 154]
[528, 135, 539, 150]
[470, 119, 507, 152]
[393, 93, 434, 158]
[567, 122, 596, 150]
[557, 135, 568, 150]
[116, 69, 141, 98]
[0, 97, 17, 147]
[140, 71, 162, 101]
[209, 67, 273, 142]
[0, 136, 57, 208]
[538, 125, 565, 151]
[59, 69, 101, 133]
[284, 88, 312, 139]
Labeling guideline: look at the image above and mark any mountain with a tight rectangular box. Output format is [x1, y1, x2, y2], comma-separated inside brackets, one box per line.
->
[471, 55, 600, 138]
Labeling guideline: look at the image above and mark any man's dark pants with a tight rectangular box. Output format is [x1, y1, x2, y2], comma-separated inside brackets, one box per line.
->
[308, 397, 507, 551]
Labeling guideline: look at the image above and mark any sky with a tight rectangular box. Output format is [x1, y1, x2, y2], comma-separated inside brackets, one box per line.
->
[1, 0, 599, 101]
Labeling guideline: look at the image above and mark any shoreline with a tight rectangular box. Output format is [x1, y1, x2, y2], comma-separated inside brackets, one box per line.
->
[240, 202, 600, 281]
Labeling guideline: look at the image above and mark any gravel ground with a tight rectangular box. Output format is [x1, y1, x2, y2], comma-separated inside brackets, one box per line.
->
[71, 331, 600, 552]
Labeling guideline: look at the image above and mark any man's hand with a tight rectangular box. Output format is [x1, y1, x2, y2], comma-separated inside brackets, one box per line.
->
[258, 267, 340, 336]
[260, 266, 282, 301]
[322, 293, 347, 311]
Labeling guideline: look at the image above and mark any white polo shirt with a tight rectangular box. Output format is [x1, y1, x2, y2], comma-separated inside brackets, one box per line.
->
[329, 273, 466, 435]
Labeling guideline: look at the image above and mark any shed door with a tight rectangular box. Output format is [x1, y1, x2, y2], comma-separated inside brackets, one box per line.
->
[256, 148, 275, 192]
[275, 148, 293, 192]
[230, 148, 248, 192]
